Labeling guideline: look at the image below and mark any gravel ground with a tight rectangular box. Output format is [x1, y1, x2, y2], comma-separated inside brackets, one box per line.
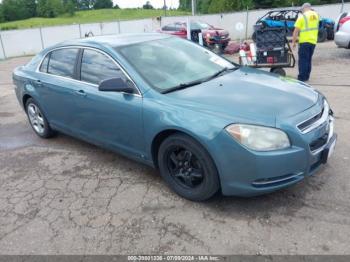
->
[0, 41, 350, 255]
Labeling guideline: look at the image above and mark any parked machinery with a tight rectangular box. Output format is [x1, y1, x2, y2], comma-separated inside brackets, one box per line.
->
[240, 25, 295, 76]
[252, 9, 335, 43]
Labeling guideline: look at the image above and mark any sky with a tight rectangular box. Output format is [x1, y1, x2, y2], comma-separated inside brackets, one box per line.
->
[114, 0, 180, 9]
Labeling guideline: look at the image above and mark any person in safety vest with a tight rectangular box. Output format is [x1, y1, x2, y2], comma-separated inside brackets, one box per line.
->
[292, 3, 319, 82]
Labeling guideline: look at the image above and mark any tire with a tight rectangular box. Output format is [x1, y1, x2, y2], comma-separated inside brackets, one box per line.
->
[25, 98, 55, 138]
[327, 28, 334, 40]
[207, 43, 222, 54]
[212, 44, 222, 54]
[158, 133, 220, 201]
[252, 32, 257, 42]
[318, 29, 327, 43]
[270, 67, 286, 77]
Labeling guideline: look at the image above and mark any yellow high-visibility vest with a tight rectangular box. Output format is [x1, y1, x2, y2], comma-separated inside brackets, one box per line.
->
[294, 10, 319, 45]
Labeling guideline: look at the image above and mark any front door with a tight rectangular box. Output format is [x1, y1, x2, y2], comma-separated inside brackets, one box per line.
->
[70, 48, 145, 158]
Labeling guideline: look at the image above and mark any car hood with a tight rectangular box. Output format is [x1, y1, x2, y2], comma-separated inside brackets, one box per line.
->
[204, 28, 229, 36]
[166, 67, 319, 126]
[321, 18, 335, 24]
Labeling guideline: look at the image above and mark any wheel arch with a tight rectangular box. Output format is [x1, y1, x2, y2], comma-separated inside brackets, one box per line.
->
[150, 128, 218, 172]
[22, 94, 32, 111]
[151, 129, 184, 168]
[22, 93, 49, 119]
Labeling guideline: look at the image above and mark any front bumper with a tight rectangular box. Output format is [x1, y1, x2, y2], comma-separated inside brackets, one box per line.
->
[206, 37, 230, 46]
[208, 101, 336, 197]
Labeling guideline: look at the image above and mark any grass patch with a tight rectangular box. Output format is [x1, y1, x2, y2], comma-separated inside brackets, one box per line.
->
[0, 9, 190, 30]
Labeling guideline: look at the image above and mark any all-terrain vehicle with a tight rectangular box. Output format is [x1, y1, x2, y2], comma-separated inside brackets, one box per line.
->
[252, 9, 335, 43]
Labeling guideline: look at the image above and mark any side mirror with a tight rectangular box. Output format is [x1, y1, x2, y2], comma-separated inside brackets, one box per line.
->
[98, 77, 134, 94]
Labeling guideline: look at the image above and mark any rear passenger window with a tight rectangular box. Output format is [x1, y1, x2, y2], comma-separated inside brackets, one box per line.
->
[48, 48, 79, 79]
[80, 49, 122, 85]
[39, 54, 49, 73]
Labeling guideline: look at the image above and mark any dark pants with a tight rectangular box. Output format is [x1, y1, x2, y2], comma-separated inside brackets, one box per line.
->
[298, 43, 316, 82]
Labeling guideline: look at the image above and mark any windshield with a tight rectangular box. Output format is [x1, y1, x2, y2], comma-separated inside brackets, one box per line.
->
[117, 37, 235, 93]
[191, 22, 212, 30]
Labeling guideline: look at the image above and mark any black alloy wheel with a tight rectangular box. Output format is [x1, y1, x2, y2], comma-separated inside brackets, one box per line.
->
[158, 134, 220, 201]
[167, 147, 204, 189]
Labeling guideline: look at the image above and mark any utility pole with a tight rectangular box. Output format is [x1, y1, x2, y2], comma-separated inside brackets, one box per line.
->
[164, 0, 167, 16]
[191, 0, 196, 16]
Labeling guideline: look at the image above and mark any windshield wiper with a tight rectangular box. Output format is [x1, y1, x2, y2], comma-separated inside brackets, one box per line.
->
[207, 67, 235, 80]
[161, 79, 206, 94]
[162, 67, 237, 94]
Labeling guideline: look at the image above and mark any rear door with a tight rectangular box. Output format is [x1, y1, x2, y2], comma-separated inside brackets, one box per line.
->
[36, 48, 81, 131]
[70, 48, 144, 157]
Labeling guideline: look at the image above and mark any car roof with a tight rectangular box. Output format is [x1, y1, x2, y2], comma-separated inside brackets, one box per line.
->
[55, 33, 171, 49]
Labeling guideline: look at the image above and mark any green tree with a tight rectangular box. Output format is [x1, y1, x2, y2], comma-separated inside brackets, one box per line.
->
[182, 0, 253, 14]
[254, 0, 291, 8]
[93, 0, 113, 9]
[197, 0, 212, 14]
[114, 4, 120, 9]
[37, 0, 64, 18]
[37, 0, 49, 17]
[76, 0, 95, 10]
[236, 0, 254, 10]
[179, 0, 191, 11]
[2, 0, 36, 21]
[0, 4, 4, 23]
[207, 0, 226, 13]
[143, 1, 154, 9]
[25, 0, 37, 17]
[63, 0, 76, 16]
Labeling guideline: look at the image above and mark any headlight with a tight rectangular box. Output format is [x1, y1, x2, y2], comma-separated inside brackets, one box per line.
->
[226, 124, 290, 151]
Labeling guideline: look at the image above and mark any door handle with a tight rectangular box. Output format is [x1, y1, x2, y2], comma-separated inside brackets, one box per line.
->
[35, 80, 42, 87]
[74, 90, 87, 97]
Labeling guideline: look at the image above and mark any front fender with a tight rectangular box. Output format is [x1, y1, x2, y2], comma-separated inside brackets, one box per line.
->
[142, 96, 227, 165]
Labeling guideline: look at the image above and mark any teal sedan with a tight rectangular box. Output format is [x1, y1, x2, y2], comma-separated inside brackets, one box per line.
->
[13, 34, 337, 201]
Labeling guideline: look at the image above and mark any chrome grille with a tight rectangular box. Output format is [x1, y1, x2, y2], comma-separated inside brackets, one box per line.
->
[309, 133, 329, 151]
[297, 109, 323, 131]
[297, 100, 330, 134]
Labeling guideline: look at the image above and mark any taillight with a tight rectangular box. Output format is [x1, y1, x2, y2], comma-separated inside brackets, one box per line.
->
[179, 28, 187, 35]
[339, 17, 350, 29]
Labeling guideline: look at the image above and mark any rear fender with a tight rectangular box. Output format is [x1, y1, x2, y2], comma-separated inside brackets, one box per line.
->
[13, 68, 46, 114]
